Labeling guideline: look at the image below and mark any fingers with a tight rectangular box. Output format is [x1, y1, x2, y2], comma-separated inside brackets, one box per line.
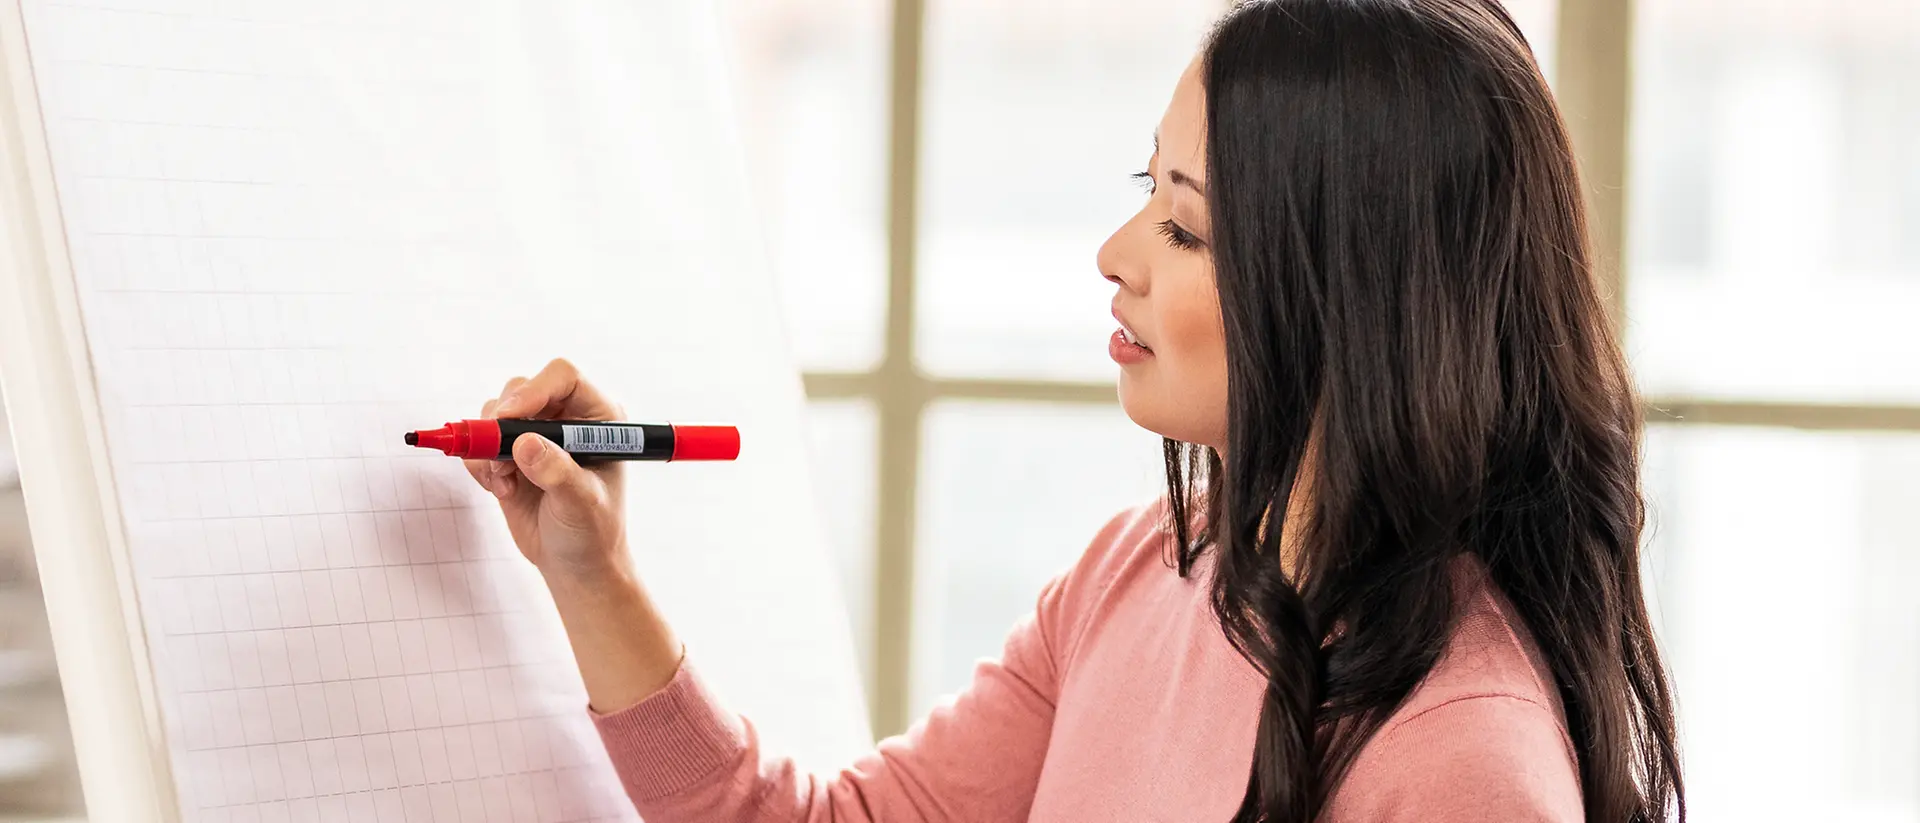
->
[492, 378, 527, 418]
[464, 457, 522, 498]
[484, 378, 524, 421]
[511, 432, 602, 509]
[468, 359, 620, 505]
[463, 457, 493, 488]
[494, 358, 622, 422]
[470, 388, 524, 494]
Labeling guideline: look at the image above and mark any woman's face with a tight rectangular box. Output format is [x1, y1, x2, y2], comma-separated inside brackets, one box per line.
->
[1099, 58, 1229, 450]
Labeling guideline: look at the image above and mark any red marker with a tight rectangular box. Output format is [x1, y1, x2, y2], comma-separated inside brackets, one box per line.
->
[405, 419, 739, 462]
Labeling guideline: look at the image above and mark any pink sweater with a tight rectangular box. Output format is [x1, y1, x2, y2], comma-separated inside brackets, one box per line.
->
[592, 503, 1583, 822]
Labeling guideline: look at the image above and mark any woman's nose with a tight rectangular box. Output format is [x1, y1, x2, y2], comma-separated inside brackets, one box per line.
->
[1097, 228, 1137, 290]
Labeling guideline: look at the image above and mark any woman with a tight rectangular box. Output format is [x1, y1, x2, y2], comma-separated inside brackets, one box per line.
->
[470, 0, 1684, 820]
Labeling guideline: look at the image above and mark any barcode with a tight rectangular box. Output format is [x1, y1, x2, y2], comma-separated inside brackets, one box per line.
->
[561, 424, 647, 454]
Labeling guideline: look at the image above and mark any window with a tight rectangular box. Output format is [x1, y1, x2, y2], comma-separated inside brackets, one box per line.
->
[1645, 428, 1920, 821]
[720, 0, 891, 372]
[1628, 2, 1920, 404]
[1628, 2, 1920, 818]
[801, 400, 880, 689]
[915, 0, 1223, 380]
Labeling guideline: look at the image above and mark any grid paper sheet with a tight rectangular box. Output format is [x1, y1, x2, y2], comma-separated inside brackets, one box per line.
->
[19, 1, 870, 821]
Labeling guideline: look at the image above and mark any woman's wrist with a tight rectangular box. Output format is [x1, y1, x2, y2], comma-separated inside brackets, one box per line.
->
[538, 539, 640, 596]
[537, 540, 685, 712]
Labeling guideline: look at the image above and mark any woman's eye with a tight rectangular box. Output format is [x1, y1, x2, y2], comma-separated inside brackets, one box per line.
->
[1130, 170, 1155, 194]
[1157, 219, 1203, 251]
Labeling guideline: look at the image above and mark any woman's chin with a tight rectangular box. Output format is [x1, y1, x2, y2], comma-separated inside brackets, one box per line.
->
[1118, 373, 1225, 448]
[1117, 375, 1172, 440]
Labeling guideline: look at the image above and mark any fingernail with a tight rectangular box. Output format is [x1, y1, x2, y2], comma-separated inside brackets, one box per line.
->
[518, 436, 545, 464]
[500, 391, 522, 413]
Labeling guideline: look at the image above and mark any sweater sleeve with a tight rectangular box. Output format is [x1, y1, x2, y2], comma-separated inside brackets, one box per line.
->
[590, 509, 1141, 823]
[1322, 695, 1584, 823]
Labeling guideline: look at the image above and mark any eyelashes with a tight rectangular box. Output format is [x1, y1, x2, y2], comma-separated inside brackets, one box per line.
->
[1132, 170, 1204, 251]
[1157, 220, 1203, 250]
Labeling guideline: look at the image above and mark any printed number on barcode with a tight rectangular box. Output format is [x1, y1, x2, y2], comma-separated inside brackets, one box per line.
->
[561, 424, 647, 453]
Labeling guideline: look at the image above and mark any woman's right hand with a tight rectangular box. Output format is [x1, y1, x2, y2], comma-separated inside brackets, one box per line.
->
[466, 358, 684, 711]
[465, 358, 629, 581]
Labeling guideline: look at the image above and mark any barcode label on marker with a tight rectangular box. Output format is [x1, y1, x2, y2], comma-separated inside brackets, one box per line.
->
[561, 424, 647, 454]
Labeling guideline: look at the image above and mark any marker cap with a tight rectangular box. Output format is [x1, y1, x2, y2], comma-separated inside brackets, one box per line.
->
[671, 425, 741, 461]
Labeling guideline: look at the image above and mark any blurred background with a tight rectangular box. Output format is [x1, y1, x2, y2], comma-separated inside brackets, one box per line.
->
[4, 0, 1917, 820]
[0, 399, 86, 821]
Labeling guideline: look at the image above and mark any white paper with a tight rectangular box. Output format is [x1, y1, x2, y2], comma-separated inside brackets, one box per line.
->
[19, 1, 870, 820]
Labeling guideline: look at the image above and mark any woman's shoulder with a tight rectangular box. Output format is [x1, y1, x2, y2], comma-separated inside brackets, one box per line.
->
[1067, 497, 1178, 582]
[1041, 498, 1177, 612]
[1324, 559, 1583, 822]
[1403, 557, 1570, 720]
[1027, 498, 1191, 656]
[1325, 689, 1583, 822]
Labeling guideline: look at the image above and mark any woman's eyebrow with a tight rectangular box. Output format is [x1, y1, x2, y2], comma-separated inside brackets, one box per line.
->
[1167, 169, 1206, 197]
[1152, 130, 1206, 196]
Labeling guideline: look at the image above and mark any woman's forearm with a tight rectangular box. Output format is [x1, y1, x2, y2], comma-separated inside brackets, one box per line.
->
[541, 548, 685, 714]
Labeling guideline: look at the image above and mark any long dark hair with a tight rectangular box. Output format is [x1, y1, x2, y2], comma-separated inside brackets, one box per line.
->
[1164, 2, 1684, 821]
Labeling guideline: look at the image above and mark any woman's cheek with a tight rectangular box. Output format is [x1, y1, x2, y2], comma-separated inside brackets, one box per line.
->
[1160, 279, 1227, 382]
[1151, 290, 1230, 445]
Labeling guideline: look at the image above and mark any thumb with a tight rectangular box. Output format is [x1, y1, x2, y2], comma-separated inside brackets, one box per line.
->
[512, 435, 601, 507]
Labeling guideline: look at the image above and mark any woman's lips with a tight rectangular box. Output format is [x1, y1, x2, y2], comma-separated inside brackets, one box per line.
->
[1110, 328, 1153, 365]
[1111, 304, 1152, 364]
